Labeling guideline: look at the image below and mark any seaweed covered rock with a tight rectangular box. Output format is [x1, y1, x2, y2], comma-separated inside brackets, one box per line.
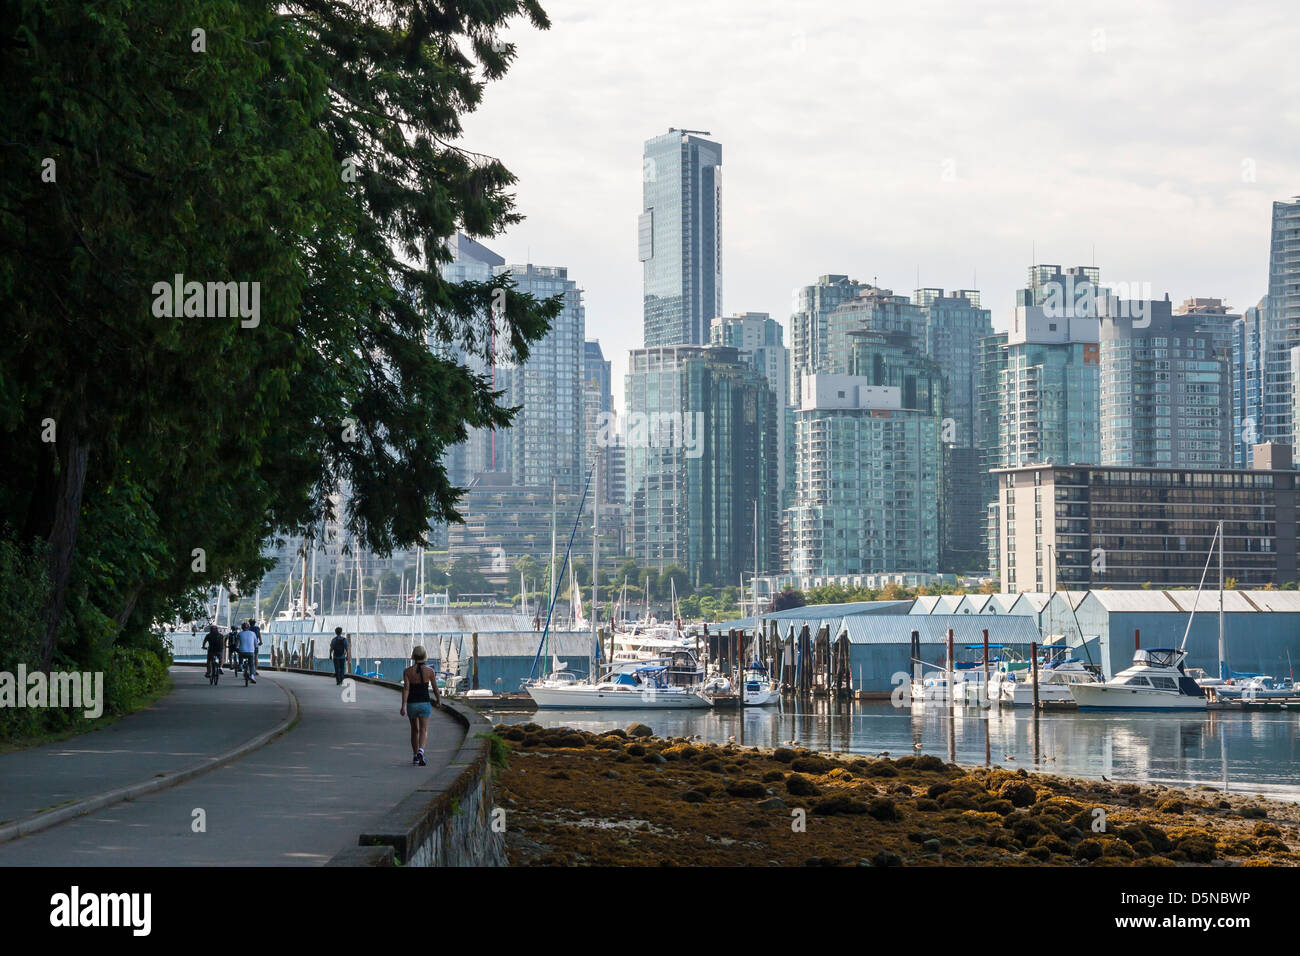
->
[785, 773, 821, 797]
[762, 770, 785, 783]
[813, 796, 869, 816]
[861, 760, 900, 778]
[998, 780, 1037, 808]
[679, 789, 708, 803]
[866, 798, 900, 821]
[1073, 838, 1104, 861]
[938, 791, 976, 811]
[1168, 827, 1216, 863]
[1119, 823, 1173, 854]
[725, 780, 767, 798]
[1035, 835, 1071, 856]
[791, 755, 835, 774]
[912, 754, 947, 773]
[625, 723, 653, 738]
[772, 747, 796, 764]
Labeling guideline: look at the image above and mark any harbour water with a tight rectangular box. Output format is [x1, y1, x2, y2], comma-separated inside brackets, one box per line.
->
[487, 699, 1300, 802]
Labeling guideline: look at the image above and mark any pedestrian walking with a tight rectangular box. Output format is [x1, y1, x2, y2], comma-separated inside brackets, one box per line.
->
[400, 646, 441, 766]
[329, 627, 349, 685]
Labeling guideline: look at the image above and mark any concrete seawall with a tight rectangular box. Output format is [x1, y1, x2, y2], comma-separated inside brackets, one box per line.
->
[266, 666, 506, 867]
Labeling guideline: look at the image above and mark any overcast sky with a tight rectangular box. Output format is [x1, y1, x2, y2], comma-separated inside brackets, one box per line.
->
[458, 0, 1300, 410]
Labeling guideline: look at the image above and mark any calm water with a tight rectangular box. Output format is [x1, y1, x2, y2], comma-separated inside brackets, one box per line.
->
[487, 700, 1300, 802]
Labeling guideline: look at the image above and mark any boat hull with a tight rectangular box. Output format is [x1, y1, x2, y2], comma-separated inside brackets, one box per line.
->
[742, 687, 781, 706]
[1069, 683, 1207, 710]
[526, 686, 713, 709]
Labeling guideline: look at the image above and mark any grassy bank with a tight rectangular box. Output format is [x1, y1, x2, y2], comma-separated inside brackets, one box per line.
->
[493, 723, 1300, 866]
[0, 649, 173, 754]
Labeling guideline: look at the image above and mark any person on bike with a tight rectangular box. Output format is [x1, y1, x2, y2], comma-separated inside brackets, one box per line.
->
[237, 621, 260, 683]
[226, 626, 240, 669]
[201, 624, 224, 679]
[329, 627, 350, 685]
[400, 645, 440, 766]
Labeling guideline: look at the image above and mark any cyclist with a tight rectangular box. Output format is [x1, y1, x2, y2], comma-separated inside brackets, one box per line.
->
[226, 626, 240, 669]
[237, 620, 260, 683]
[201, 624, 225, 680]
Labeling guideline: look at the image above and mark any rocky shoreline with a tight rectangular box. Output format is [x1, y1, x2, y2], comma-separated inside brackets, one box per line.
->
[492, 722, 1300, 866]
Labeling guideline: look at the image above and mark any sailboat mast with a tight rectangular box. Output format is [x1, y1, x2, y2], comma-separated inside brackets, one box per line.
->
[591, 460, 599, 682]
[1218, 519, 1225, 680]
[548, 475, 557, 668]
[753, 499, 759, 624]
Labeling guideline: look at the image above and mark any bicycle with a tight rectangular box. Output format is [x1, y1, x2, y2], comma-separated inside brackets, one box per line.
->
[206, 657, 221, 686]
[241, 652, 254, 686]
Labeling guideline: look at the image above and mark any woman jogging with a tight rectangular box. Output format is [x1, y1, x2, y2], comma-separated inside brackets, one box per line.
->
[400, 646, 441, 766]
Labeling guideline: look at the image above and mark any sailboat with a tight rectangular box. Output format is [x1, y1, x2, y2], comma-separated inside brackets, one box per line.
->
[1069, 524, 1222, 712]
[526, 465, 711, 710]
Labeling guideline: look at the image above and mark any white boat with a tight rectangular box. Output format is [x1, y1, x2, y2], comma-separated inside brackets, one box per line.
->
[1215, 675, 1299, 701]
[739, 664, 781, 706]
[1068, 647, 1208, 710]
[910, 669, 959, 705]
[999, 655, 1101, 706]
[525, 652, 713, 710]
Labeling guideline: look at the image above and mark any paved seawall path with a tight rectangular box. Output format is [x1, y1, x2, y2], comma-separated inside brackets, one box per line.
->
[0, 666, 464, 865]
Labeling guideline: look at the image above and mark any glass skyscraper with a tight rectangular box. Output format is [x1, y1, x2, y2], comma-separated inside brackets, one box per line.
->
[786, 364, 943, 577]
[624, 346, 778, 586]
[640, 129, 722, 347]
[1264, 198, 1300, 449]
[499, 263, 585, 493]
[1098, 296, 1233, 469]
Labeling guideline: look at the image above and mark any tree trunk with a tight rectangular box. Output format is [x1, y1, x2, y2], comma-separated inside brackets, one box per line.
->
[40, 426, 90, 673]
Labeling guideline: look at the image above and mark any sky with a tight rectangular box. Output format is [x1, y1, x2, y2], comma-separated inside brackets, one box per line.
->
[457, 0, 1300, 411]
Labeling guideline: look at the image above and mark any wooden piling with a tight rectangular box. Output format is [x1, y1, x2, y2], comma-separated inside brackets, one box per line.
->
[982, 628, 990, 707]
[1031, 640, 1040, 711]
[471, 631, 479, 690]
[946, 627, 954, 707]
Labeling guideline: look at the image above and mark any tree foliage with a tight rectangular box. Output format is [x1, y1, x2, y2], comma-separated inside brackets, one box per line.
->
[0, 0, 555, 670]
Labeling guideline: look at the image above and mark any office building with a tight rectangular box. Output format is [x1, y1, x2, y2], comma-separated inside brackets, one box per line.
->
[994, 462, 1298, 592]
[624, 346, 778, 586]
[498, 263, 585, 492]
[1099, 294, 1233, 469]
[640, 129, 722, 347]
[914, 288, 995, 570]
[786, 372, 943, 577]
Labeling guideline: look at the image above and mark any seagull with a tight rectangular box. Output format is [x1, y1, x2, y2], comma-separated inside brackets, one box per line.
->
[1102, 775, 1110, 782]
[786, 739, 799, 746]
[727, 735, 736, 745]
[878, 751, 890, 757]
[1004, 754, 1016, 761]
[912, 743, 924, 751]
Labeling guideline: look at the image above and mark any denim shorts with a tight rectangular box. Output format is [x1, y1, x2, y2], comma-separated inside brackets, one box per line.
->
[407, 701, 433, 718]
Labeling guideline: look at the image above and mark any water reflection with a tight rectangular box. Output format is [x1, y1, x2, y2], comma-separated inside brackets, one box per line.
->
[488, 699, 1300, 801]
